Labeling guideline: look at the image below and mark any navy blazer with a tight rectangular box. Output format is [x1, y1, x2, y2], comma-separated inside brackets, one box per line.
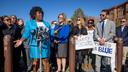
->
[116, 26, 128, 46]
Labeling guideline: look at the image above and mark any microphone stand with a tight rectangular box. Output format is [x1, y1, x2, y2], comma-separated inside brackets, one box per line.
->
[39, 38, 42, 72]
[37, 27, 43, 72]
[37, 27, 48, 72]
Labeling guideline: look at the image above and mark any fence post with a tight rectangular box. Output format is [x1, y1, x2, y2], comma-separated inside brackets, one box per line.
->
[69, 37, 75, 72]
[116, 37, 123, 72]
[4, 35, 13, 72]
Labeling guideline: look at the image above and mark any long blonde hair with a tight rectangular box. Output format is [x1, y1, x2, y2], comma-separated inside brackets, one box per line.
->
[77, 17, 85, 28]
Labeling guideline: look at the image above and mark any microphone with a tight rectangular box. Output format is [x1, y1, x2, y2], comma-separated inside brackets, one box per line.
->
[37, 26, 44, 41]
[31, 29, 36, 35]
[31, 29, 36, 43]
[37, 26, 49, 42]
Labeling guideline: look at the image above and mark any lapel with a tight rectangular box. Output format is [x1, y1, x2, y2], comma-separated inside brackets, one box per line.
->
[119, 26, 123, 36]
[99, 22, 102, 33]
[31, 20, 38, 29]
[99, 20, 106, 34]
[104, 19, 109, 33]
[118, 26, 127, 37]
[122, 26, 127, 35]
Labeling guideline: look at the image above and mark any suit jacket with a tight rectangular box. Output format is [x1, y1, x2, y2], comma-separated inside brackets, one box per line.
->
[22, 20, 51, 48]
[94, 19, 115, 42]
[70, 25, 87, 36]
[54, 24, 70, 43]
[116, 26, 128, 46]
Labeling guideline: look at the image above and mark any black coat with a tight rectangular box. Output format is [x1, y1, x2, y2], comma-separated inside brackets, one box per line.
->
[2, 24, 23, 71]
[71, 25, 88, 36]
[70, 25, 88, 64]
[2, 24, 21, 41]
[116, 26, 128, 46]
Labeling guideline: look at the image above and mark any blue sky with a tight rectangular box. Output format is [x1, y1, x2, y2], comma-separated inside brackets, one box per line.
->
[0, 0, 127, 23]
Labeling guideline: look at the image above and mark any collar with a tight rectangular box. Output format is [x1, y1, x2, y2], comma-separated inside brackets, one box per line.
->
[104, 19, 108, 22]
[101, 19, 108, 25]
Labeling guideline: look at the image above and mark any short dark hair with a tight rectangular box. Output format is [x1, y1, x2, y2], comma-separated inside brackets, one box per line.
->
[17, 18, 24, 22]
[101, 10, 109, 15]
[88, 18, 94, 23]
[29, 6, 44, 19]
[87, 18, 95, 27]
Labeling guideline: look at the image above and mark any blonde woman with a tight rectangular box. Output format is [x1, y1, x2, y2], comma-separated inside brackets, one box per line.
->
[70, 17, 88, 72]
[54, 13, 70, 72]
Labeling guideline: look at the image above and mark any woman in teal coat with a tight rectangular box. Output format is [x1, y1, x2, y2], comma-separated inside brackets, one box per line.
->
[15, 6, 50, 72]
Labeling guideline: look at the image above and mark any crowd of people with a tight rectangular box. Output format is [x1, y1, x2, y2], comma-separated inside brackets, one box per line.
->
[0, 6, 128, 72]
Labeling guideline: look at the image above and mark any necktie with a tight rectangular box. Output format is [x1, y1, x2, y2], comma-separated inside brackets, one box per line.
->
[102, 21, 104, 37]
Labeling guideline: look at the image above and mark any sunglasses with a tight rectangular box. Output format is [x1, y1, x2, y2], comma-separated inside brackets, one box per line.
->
[88, 22, 93, 24]
[77, 19, 80, 21]
[121, 21, 126, 23]
[100, 14, 105, 17]
[4, 19, 11, 21]
[58, 16, 64, 19]
[12, 18, 16, 19]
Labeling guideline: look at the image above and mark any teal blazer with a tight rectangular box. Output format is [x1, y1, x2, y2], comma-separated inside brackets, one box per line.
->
[22, 20, 51, 58]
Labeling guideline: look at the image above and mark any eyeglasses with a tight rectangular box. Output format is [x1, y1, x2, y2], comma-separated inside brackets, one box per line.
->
[100, 14, 105, 17]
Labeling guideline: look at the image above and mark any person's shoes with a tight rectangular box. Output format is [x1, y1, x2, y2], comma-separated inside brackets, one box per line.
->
[88, 64, 93, 72]
[27, 64, 33, 72]
[100, 65, 111, 72]
[56, 70, 61, 72]
[82, 64, 88, 72]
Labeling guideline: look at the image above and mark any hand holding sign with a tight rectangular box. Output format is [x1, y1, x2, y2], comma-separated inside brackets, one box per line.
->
[98, 37, 107, 45]
[75, 35, 95, 50]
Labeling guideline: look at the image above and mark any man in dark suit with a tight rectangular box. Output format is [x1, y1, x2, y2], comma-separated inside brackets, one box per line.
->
[116, 18, 128, 66]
